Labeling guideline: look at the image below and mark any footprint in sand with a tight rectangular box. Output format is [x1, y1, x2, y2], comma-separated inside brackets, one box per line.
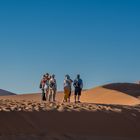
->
[2, 107, 11, 112]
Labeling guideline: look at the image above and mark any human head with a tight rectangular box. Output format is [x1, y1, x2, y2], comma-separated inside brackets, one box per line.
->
[77, 74, 80, 79]
[45, 73, 49, 78]
[46, 73, 49, 76]
[65, 74, 70, 79]
[52, 74, 55, 78]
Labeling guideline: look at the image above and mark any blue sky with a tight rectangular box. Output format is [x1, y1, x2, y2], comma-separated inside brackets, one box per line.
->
[0, 0, 140, 94]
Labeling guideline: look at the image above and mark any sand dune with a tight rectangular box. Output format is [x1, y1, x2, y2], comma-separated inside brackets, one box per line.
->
[0, 89, 16, 96]
[103, 83, 140, 98]
[1, 83, 140, 106]
[0, 92, 64, 103]
[0, 83, 140, 140]
[0, 100, 140, 140]
[81, 86, 140, 105]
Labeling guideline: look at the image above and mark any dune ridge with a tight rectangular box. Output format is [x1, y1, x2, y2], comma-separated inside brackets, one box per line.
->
[0, 89, 16, 96]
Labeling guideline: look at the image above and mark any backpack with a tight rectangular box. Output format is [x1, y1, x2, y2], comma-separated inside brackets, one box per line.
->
[74, 80, 80, 88]
[39, 82, 42, 89]
[50, 82, 55, 88]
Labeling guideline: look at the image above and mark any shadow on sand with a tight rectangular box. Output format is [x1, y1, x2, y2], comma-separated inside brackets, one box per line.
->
[103, 83, 140, 98]
[0, 103, 140, 140]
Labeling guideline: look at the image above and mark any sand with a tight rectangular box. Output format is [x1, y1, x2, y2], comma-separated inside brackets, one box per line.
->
[0, 83, 140, 140]
[80, 86, 140, 105]
[0, 100, 140, 140]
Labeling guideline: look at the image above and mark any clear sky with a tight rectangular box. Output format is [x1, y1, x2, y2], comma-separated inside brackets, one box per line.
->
[0, 0, 140, 94]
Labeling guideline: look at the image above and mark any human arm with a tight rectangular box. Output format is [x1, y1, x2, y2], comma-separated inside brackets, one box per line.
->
[80, 79, 83, 89]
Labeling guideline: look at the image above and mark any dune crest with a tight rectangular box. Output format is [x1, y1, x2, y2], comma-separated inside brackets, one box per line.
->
[0, 89, 16, 96]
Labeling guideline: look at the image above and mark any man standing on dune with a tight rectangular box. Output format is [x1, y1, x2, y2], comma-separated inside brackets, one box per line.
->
[48, 74, 57, 102]
[44, 73, 51, 101]
[73, 74, 83, 103]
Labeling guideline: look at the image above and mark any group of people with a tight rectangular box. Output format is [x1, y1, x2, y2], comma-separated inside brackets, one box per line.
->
[40, 73, 57, 102]
[40, 73, 83, 103]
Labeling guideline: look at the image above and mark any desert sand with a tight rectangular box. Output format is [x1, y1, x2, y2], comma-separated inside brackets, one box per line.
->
[0, 83, 140, 140]
[80, 87, 140, 105]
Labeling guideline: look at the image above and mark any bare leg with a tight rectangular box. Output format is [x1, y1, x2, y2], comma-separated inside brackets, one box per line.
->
[64, 95, 67, 102]
[68, 90, 71, 103]
[78, 95, 80, 102]
[48, 89, 52, 102]
[75, 95, 77, 103]
[68, 97, 70, 103]
[46, 89, 49, 101]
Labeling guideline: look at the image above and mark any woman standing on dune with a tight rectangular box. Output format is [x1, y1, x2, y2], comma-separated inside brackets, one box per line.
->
[63, 75, 73, 102]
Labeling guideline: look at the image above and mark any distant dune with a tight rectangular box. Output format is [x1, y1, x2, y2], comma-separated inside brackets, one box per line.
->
[0, 89, 16, 96]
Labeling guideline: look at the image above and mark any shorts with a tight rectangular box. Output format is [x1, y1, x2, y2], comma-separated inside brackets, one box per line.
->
[75, 88, 82, 96]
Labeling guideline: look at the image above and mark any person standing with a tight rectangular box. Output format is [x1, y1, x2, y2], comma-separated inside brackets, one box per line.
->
[44, 73, 51, 101]
[67, 75, 73, 102]
[48, 74, 57, 102]
[73, 74, 83, 103]
[63, 75, 72, 102]
[40, 75, 47, 101]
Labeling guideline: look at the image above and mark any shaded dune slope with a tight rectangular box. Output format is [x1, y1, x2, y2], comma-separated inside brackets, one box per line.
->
[0, 104, 140, 139]
[103, 83, 140, 98]
[81, 84, 140, 105]
[0, 89, 16, 96]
